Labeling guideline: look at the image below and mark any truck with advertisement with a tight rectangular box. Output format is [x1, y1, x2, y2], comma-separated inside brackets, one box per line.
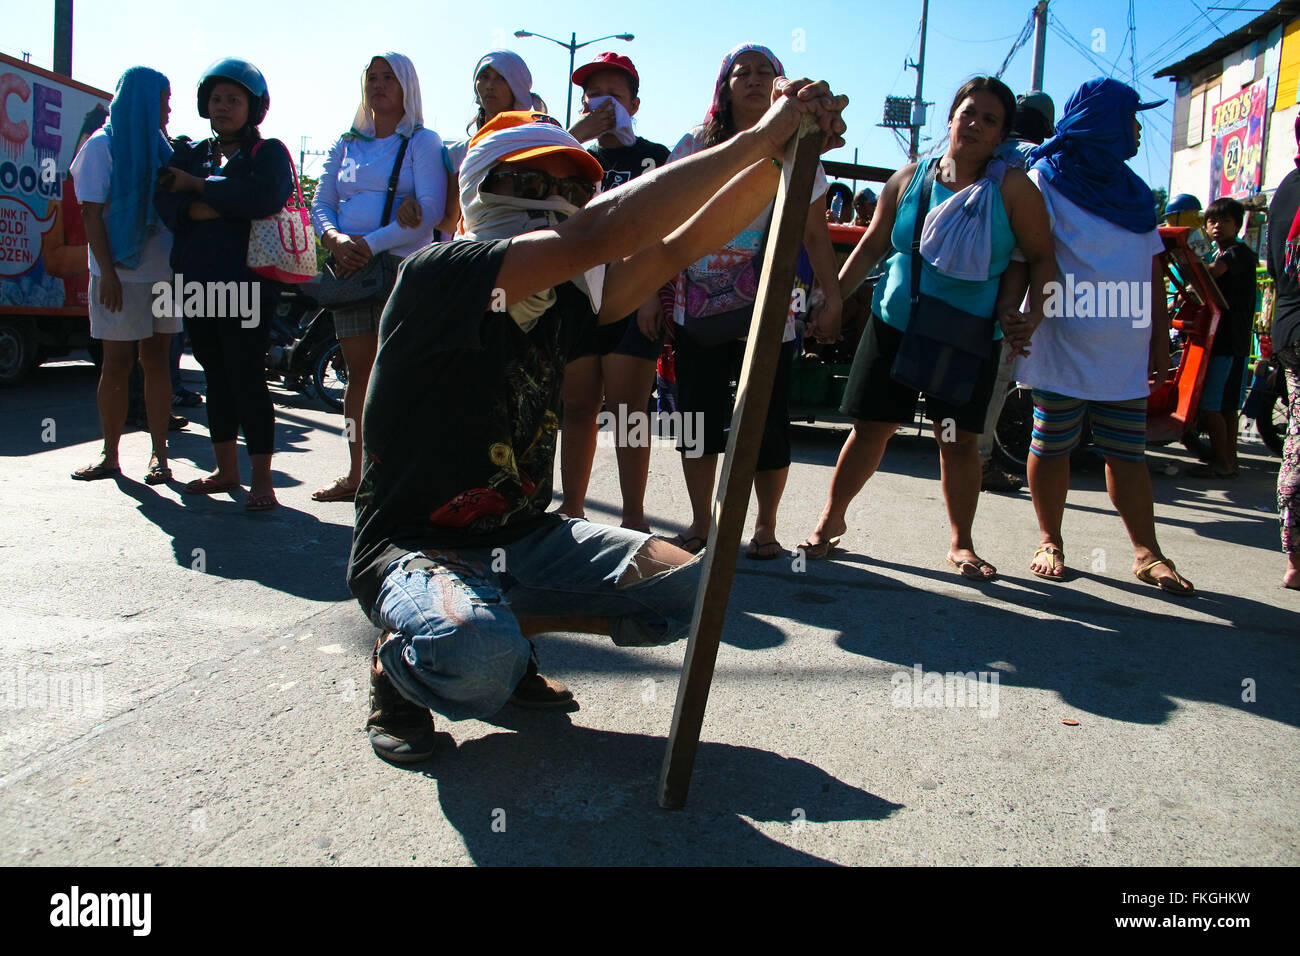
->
[0, 51, 111, 385]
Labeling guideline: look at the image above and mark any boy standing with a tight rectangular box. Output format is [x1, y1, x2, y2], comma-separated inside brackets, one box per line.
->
[1194, 197, 1258, 478]
[559, 54, 672, 532]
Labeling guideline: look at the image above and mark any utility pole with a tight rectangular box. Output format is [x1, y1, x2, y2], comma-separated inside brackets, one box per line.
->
[1030, 0, 1048, 91]
[908, 0, 930, 161]
[299, 136, 328, 178]
[53, 0, 73, 77]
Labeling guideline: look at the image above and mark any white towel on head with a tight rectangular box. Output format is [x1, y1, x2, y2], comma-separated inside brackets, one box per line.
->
[919, 157, 1008, 282]
[473, 50, 533, 111]
[581, 95, 635, 147]
[348, 52, 423, 139]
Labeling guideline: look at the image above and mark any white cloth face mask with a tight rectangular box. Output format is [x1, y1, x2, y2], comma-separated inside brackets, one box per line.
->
[465, 192, 605, 326]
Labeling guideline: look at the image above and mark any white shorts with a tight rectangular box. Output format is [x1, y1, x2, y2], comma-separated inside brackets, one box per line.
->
[88, 275, 182, 341]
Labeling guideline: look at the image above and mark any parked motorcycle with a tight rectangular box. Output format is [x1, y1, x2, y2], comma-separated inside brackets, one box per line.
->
[265, 288, 347, 412]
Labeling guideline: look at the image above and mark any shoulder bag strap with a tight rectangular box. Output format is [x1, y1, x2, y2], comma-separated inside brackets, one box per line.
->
[910, 158, 938, 314]
[379, 136, 410, 227]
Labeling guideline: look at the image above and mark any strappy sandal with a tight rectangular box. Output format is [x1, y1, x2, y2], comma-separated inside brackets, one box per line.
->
[183, 475, 241, 495]
[796, 536, 841, 560]
[311, 475, 357, 502]
[947, 554, 997, 581]
[667, 533, 706, 555]
[144, 461, 172, 486]
[70, 461, 120, 481]
[1135, 558, 1195, 597]
[245, 491, 278, 512]
[745, 540, 786, 561]
[1030, 545, 1065, 580]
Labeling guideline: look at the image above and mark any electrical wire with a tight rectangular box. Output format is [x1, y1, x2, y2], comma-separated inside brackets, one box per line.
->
[995, 9, 1038, 79]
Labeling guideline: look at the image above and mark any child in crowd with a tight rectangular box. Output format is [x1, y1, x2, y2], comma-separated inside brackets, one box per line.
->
[1193, 196, 1258, 479]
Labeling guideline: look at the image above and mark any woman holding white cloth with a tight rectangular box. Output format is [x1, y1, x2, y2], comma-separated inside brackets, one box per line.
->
[311, 52, 446, 502]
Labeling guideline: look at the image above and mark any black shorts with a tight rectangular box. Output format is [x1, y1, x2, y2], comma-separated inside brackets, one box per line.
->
[840, 312, 1002, 434]
[570, 313, 662, 361]
[673, 327, 794, 470]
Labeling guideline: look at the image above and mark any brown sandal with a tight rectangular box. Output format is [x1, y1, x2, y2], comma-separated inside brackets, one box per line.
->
[311, 476, 357, 502]
[1135, 558, 1195, 597]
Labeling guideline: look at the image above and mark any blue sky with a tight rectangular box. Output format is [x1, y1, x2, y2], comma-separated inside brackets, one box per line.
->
[0, 0, 1264, 191]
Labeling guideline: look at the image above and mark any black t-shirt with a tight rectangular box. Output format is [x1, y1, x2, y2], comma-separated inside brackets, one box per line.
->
[1267, 168, 1300, 351]
[589, 136, 669, 193]
[1210, 241, 1258, 358]
[347, 239, 596, 614]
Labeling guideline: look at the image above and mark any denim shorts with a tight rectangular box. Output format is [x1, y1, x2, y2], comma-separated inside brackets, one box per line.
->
[370, 519, 703, 720]
[1201, 355, 1246, 414]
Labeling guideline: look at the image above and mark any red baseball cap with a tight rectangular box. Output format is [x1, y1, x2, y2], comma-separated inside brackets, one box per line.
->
[572, 52, 639, 88]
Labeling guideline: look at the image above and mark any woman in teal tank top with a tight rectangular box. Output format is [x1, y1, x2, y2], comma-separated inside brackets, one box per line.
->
[800, 77, 1055, 581]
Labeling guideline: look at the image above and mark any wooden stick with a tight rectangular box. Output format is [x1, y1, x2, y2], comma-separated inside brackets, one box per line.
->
[658, 122, 825, 810]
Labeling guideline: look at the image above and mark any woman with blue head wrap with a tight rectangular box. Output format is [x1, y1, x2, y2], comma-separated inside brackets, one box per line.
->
[69, 65, 180, 486]
[1015, 78, 1194, 595]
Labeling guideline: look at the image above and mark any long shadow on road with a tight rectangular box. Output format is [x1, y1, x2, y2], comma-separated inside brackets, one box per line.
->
[732, 552, 1300, 730]
[116, 479, 353, 603]
[395, 709, 901, 866]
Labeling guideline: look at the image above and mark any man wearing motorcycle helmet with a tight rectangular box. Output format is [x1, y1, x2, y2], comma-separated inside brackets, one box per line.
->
[154, 58, 294, 511]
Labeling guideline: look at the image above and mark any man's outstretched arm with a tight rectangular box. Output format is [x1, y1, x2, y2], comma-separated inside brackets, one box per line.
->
[494, 78, 847, 310]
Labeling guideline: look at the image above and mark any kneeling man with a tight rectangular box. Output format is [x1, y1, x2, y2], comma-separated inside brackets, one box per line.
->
[349, 79, 847, 762]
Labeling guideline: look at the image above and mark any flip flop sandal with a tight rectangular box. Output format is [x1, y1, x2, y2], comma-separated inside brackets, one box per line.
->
[667, 534, 706, 555]
[947, 555, 997, 581]
[796, 537, 841, 560]
[1030, 545, 1066, 580]
[245, 492, 278, 512]
[1135, 558, 1195, 597]
[183, 476, 241, 495]
[1187, 464, 1238, 479]
[144, 462, 172, 486]
[70, 462, 121, 481]
[311, 476, 357, 502]
[745, 540, 786, 561]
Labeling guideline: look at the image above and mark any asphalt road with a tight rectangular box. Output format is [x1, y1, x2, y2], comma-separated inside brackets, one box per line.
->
[1, 356, 1296, 866]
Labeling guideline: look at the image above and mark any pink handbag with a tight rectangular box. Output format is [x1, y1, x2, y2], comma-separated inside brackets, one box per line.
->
[246, 144, 317, 283]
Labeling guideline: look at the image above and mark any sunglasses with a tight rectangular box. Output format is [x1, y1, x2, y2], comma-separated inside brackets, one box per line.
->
[486, 168, 596, 207]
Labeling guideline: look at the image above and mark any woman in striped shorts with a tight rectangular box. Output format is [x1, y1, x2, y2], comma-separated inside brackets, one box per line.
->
[1009, 79, 1194, 595]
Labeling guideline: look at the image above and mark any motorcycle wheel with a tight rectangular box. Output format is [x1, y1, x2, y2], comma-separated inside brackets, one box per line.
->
[313, 340, 347, 412]
[1257, 384, 1289, 457]
[992, 383, 1034, 474]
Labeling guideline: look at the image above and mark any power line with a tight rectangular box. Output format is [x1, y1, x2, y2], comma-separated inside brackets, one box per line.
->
[1188, 0, 1230, 38]
[930, 26, 1020, 43]
[1136, 1, 1242, 74]
[995, 7, 1038, 79]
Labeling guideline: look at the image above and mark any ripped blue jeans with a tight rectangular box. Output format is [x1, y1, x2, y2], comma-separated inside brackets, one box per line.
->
[370, 519, 703, 720]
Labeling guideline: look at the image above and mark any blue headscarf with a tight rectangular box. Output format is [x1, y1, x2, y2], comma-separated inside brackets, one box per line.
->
[1029, 77, 1156, 234]
[103, 66, 172, 269]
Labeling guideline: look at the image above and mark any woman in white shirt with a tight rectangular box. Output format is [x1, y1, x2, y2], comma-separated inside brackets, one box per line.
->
[68, 66, 178, 486]
[1009, 78, 1193, 595]
[311, 52, 445, 502]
